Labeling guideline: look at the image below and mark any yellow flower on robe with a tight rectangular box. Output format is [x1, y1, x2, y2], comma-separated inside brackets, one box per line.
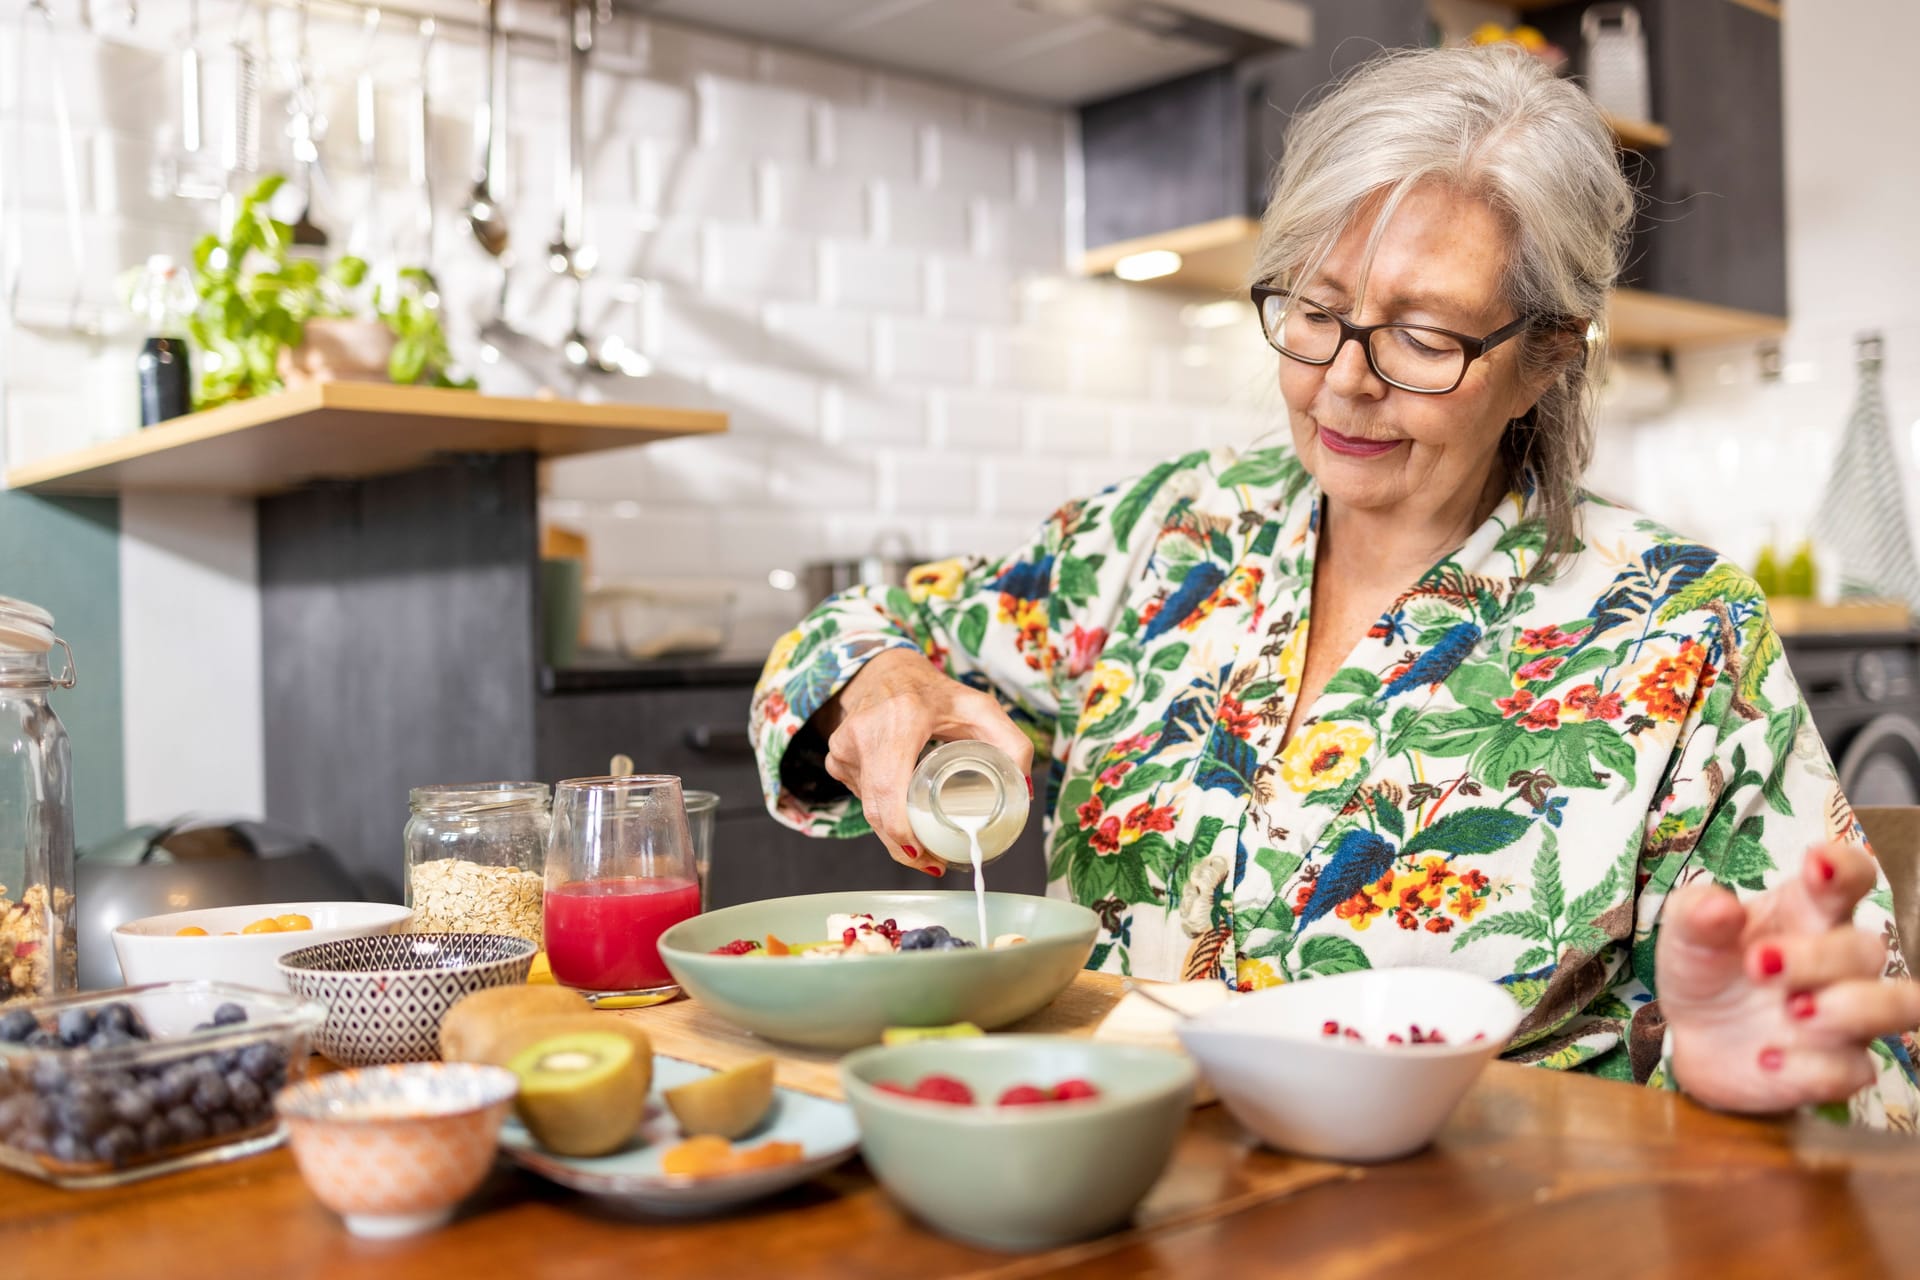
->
[1278, 721, 1372, 793]
[1236, 956, 1284, 990]
[907, 558, 967, 603]
[1082, 663, 1133, 725]
[760, 628, 803, 682]
[1278, 617, 1310, 697]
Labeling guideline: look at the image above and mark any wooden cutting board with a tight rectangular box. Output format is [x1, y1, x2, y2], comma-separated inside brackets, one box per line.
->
[615, 970, 1128, 1099]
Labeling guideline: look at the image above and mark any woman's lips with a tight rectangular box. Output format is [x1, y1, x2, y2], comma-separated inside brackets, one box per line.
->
[1317, 425, 1402, 458]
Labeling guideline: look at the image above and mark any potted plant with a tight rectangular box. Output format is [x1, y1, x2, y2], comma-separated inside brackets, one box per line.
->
[186, 173, 473, 409]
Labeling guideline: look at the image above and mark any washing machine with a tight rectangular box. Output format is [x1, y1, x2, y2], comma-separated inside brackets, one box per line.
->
[1785, 632, 1920, 806]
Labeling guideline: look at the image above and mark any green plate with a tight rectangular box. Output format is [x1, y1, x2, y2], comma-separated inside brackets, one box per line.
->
[658, 891, 1099, 1050]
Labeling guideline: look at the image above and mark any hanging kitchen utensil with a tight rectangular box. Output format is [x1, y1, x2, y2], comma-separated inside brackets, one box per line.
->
[6, 0, 103, 335]
[164, 0, 222, 199]
[1581, 4, 1651, 123]
[547, 0, 590, 283]
[347, 7, 382, 261]
[411, 18, 436, 267]
[462, 0, 510, 259]
[286, 0, 329, 249]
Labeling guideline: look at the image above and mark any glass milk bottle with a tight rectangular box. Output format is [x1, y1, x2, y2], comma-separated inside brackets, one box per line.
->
[906, 741, 1030, 946]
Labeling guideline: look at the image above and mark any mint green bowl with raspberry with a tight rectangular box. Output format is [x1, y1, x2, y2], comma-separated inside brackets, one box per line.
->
[840, 1035, 1197, 1252]
[656, 890, 1099, 1050]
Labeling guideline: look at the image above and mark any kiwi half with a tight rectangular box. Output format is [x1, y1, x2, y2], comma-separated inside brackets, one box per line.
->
[507, 1030, 649, 1157]
[439, 985, 590, 1063]
[664, 1057, 775, 1139]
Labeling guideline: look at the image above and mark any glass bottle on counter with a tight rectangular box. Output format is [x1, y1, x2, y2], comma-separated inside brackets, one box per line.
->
[404, 782, 551, 946]
[128, 254, 196, 426]
[0, 596, 79, 1005]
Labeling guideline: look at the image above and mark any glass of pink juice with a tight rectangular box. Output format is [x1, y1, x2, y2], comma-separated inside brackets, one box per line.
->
[545, 775, 703, 999]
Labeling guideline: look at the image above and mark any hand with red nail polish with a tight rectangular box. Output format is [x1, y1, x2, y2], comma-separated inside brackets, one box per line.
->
[1657, 841, 1920, 1114]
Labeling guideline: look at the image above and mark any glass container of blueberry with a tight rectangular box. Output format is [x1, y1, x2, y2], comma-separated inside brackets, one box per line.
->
[0, 980, 325, 1187]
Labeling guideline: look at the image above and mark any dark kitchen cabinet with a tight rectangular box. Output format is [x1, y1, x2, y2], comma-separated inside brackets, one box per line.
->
[1532, 0, 1786, 318]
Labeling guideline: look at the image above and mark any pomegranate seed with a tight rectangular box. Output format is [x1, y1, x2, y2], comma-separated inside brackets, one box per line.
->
[1322, 1020, 1341, 1036]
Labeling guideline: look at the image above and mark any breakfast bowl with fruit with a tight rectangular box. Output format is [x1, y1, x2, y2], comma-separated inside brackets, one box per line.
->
[1175, 966, 1524, 1162]
[658, 891, 1100, 1050]
[112, 901, 415, 993]
[839, 1034, 1196, 1251]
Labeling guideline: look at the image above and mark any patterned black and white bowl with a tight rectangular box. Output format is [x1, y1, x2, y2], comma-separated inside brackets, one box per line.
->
[277, 934, 537, 1067]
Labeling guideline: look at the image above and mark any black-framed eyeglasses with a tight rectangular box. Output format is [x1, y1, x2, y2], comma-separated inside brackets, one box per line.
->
[1250, 284, 1532, 395]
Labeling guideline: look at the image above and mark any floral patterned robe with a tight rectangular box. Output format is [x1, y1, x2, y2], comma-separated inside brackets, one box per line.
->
[750, 444, 1920, 1123]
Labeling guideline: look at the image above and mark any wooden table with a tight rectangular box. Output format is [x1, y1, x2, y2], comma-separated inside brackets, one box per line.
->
[6, 1027, 1920, 1277]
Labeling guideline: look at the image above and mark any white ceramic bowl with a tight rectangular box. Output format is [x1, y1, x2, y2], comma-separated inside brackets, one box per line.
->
[112, 902, 415, 993]
[1176, 967, 1523, 1163]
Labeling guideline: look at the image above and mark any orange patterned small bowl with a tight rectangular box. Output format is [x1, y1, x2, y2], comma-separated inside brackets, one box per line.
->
[276, 1063, 518, 1238]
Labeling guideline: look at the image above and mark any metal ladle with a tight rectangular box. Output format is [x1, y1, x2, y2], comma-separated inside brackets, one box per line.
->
[462, 0, 509, 259]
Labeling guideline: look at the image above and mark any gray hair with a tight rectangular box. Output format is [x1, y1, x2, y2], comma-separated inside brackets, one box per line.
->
[1251, 45, 1634, 568]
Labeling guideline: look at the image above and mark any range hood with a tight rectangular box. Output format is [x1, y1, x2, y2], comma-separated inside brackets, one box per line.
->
[629, 0, 1313, 105]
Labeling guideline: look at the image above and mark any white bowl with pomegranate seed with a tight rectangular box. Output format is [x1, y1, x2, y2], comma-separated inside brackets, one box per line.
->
[1176, 966, 1522, 1162]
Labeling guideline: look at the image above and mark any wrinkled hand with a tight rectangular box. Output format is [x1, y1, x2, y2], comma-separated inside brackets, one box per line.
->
[816, 648, 1034, 876]
[1657, 842, 1920, 1113]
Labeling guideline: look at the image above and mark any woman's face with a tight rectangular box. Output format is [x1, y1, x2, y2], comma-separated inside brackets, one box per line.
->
[1279, 182, 1548, 523]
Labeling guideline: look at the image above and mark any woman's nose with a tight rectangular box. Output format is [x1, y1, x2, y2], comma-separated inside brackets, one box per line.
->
[1324, 333, 1386, 399]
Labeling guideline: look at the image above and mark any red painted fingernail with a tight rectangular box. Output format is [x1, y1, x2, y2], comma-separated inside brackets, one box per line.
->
[1813, 853, 1835, 883]
[1789, 992, 1816, 1020]
[902, 845, 919, 860]
[1025, 777, 1033, 798]
[925, 864, 945, 878]
[1759, 1047, 1785, 1072]
[1759, 946, 1784, 976]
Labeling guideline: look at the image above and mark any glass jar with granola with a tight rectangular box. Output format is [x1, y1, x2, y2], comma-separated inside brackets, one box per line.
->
[0, 596, 79, 1006]
[404, 783, 550, 945]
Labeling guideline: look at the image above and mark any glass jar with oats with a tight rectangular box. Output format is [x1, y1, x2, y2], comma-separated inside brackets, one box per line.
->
[404, 783, 550, 946]
[0, 596, 79, 1006]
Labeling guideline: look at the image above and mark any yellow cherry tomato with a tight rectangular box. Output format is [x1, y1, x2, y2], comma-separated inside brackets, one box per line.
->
[274, 914, 313, 931]
[241, 917, 283, 934]
[175, 926, 209, 937]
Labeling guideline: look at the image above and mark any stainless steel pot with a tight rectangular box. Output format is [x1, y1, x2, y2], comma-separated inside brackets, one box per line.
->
[803, 531, 920, 606]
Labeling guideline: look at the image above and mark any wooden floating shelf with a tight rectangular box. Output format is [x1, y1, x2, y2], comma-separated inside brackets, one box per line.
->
[1080, 224, 1786, 352]
[1601, 112, 1671, 151]
[3, 382, 727, 497]
[1508, 0, 1777, 12]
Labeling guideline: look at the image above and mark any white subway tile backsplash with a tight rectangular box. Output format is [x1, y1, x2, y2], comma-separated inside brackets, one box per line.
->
[763, 303, 872, 376]
[1119, 408, 1201, 460]
[820, 103, 919, 181]
[939, 389, 1026, 452]
[879, 181, 972, 255]
[882, 452, 980, 514]
[641, 20, 759, 85]
[822, 241, 924, 313]
[648, 286, 769, 365]
[933, 257, 1019, 325]
[982, 333, 1073, 395]
[885, 316, 977, 385]
[985, 457, 1076, 522]
[706, 225, 818, 304]
[831, 381, 929, 446]
[762, 163, 871, 239]
[696, 76, 814, 163]
[768, 444, 877, 510]
[587, 71, 696, 142]
[925, 517, 1034, 562]
[871, 73, 972, 131]
[707, 363, 824, 439]
[638, 143, 756, 224]
[930, 129, 1017, 202]
[756, 44, 872, 107]
[1027, 401, 1117, 457]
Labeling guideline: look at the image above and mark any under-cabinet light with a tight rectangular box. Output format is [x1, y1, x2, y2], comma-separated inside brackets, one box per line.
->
[1113, 250, 1183, 282]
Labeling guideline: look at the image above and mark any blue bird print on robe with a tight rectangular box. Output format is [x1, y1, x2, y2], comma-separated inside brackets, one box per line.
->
[1297, 829, 1400, 928]
[992, 555, 1054, 601]
[1144, 562, 1227, 642]
[1380, 622, 1482, 698]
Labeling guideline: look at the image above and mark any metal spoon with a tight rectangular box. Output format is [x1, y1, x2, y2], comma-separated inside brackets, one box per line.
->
[1123, 980, 1200, 1019]
[546, 0, 590, 281]
[286, 0, 328, 248]
[462, 0, 509, 259]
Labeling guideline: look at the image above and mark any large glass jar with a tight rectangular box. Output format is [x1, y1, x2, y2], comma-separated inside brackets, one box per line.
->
[403, 782, 550, 945]
[0, 596, 78, 1006]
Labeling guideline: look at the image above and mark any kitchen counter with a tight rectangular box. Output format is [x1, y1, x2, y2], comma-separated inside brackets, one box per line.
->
[542, 654, 768, 694]
[9, 1023, 1920, 1276]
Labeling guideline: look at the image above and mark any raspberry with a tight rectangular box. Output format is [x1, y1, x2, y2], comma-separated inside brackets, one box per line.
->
[997, 1084, 1053, 1106]
[911, 1074, 975, 1105]
[1386, 1033, 1405, 1045]
[875, 1081, 915, 1097]
[1051, 1079, 1100, 1102]
[711, 938, 761, 955]
[1321, 1020, 1341, 1037]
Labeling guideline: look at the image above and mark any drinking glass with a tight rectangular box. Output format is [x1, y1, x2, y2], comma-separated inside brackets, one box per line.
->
[683, 789, 719, 910]
[543, 775, 702, 1001]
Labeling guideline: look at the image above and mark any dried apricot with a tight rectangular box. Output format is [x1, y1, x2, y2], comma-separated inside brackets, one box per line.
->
[729, 1140, 803, 1171]
[240, 917, 282, 934]
[274, 914, 313, 931]
[174, 926, 209, 937]
[661, 1135, 734, 1178]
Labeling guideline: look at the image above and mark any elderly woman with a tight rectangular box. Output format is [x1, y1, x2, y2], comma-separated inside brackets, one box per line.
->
[750, 46, 1920, 1122]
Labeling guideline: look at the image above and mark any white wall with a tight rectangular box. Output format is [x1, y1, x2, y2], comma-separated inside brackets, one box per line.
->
[1607, 2, 1920, 569]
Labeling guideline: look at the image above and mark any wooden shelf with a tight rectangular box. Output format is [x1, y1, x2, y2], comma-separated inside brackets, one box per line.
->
[1079, 226, 1786, 352]
[1508, 0, 1776, 12]
[1601, 112, 1671, 151]
[3, 383, 727, 497]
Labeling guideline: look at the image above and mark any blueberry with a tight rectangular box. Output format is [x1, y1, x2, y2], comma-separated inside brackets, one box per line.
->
[208, 1110, 240, 1137]
[23, 1028, 55, 1050]
[0, 1009, 38, 1043]
[165, 1105, 207, 1144]
[213, 1049, 243, 1074]
[29, 1056, 67, 1095]
[0, 1095, 26, 1136]
[94, 1124, 140, 1167]
[55, 1008, 95, 1048]
[899, 926, 951, 951]
[225, 1073, 264, 1118]
[140, 1114, 172, 1153]
[111, 1087, 154, 1127]
[87, 1026, 138, 1053]
[190, 1072, 229, 1114]
[54, 1092, 106, 1141]
[96, 1003, 137, 1036]
[154, 1063, 195, 1109]
[49, 1131, 87, 1165]
[211, 1003, 248, 1028]
[239, 1042, 286, 1082]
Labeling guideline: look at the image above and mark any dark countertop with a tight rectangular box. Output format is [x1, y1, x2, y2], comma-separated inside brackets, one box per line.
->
[1779, 630, 1920, 651]
[542, 652, 765, 694]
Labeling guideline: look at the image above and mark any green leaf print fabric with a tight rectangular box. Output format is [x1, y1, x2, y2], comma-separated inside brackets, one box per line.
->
[748, 445, 1920, 1127]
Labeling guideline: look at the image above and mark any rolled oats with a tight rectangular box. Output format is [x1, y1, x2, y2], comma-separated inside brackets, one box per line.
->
[0, 884, 78, 1006]
[408, 859, 544, 946]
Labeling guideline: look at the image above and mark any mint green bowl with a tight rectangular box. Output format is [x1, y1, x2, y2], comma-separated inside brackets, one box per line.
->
[840, 1036, 1196, 1252]
[657, 891, 1099, 1050]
